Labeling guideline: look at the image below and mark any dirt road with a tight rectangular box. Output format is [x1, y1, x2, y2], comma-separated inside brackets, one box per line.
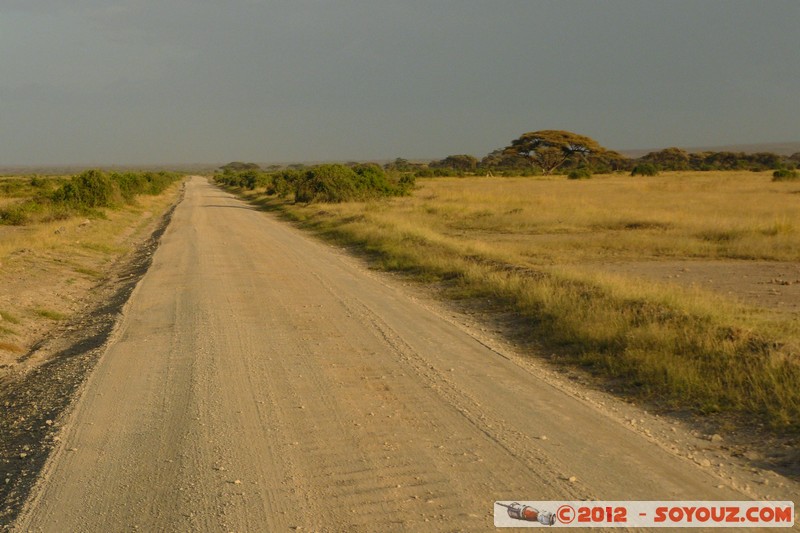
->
[15, 177, 798, 531]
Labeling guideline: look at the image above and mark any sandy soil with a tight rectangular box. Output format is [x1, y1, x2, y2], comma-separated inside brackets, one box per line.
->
[0, 226, 102, 372]
[596, 260, 800, 314]
[13, 177, 799, 531]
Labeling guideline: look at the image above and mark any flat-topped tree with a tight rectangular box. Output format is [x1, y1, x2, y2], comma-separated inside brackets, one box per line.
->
[503, 130, 603, 174]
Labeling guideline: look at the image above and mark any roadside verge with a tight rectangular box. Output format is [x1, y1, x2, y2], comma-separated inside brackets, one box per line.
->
[0, 182, 185, 527]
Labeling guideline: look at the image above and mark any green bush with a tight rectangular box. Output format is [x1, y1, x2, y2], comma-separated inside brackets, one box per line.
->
[414, 168, 459, 178]
[772, 168, 799, 181]
[0, 203, 34, 225]
[397, 173, 416, 194]
[215, 168, 271, 190]
[1, 170, 181, 225]
[631, 163, 659, 177]
[212, 164, 414, 204]
[351, 164, 399, 196]
[51, 170, 117, 209]
[114, 172, 148, 202]
[567, 168, 592, 180]
[50, 170, 180, 210]
[266, 169, 301, 198]
[294, 165, 359, 203]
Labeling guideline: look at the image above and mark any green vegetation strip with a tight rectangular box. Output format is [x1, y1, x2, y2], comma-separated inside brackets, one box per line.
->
[0, 170, 182, 225]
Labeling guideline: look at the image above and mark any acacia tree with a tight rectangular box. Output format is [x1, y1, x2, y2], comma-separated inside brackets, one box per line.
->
[503, 130, 603, 174]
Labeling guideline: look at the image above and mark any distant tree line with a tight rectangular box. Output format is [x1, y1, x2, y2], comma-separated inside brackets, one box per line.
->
[215, 133, 800, 203]
[409, 132, 800, 178]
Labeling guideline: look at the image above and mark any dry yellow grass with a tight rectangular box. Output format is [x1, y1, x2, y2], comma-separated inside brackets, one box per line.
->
[359, 171, 799, 265]
[0, 185, 179, 261]
[0, 181, 183, 366]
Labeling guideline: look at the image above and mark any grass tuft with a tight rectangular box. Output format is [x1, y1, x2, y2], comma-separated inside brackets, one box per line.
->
[32, 308, 67, 321]
[0, 311, 21, 324]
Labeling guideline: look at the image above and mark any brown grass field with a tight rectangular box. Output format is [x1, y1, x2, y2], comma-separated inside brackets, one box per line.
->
[239, 170, 800, 434]
[0, 177, 183, 376]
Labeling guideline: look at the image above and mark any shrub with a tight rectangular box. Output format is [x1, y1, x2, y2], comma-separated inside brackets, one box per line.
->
[294, 165, 359, 203]
[216, 164, 416, 204]
[276, 164, 414, 203]
[631, 163, 659, 177]
[1, 170, 180, 225]
[567, 168, 592, 180]
[397, 173, 416, 194]
[50, 170, 180, 210]
[0, 203, 34, 225]
[140, 171, 181, 195]
[772, 168, 799, 181]
[267, 169, 302, 198]
[352, 164, 392, 195]
[51, 170, 117, 209]
[214, 168, 271, 190]
[415, 168, 449, 178]
[114, 172, 148, 202]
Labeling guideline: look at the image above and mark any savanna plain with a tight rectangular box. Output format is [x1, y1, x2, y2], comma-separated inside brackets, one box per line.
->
[2, 167, 799, 530]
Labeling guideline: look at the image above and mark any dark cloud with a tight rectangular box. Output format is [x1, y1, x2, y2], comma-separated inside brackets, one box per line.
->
[1, 0, 798, 165]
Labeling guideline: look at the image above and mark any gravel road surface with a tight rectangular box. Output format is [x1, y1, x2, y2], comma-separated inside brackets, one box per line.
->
[16, 177, 797, 531]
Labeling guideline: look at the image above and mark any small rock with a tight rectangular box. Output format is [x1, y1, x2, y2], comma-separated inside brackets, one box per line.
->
[568, 476, 577, 483]
[19, 453, 27, 459]
[697, 458, 711, 468]
[234, 479, 241, 485]
[709, 434, 723, 443]
[539, 435, 548, 441]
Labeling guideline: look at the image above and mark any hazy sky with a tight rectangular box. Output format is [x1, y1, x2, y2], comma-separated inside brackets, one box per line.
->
[1, 1, 798, 165]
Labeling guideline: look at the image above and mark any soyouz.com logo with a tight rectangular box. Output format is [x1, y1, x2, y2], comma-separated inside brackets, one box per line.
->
[494, 501, 795, 528]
